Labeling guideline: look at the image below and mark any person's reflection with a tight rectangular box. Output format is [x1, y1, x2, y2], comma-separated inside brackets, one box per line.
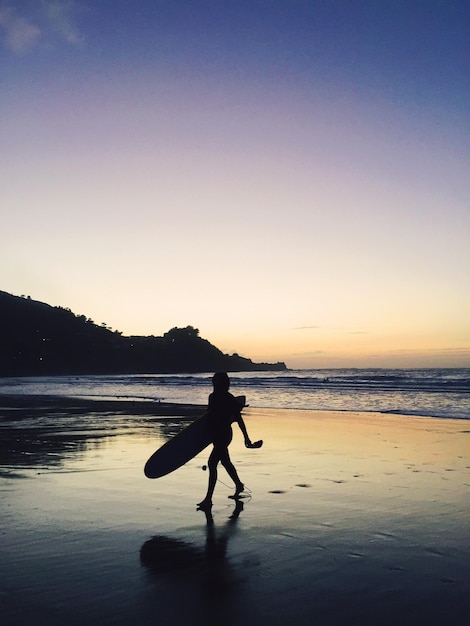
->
[140, 499, 244, 590]
[203, 499, 244, 564]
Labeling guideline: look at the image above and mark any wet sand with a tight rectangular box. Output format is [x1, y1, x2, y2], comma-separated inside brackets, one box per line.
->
[1, 397, 469, 625]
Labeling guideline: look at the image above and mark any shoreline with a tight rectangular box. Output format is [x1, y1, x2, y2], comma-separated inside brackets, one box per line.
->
[0, 392, 467, 422]
[1, 367, 468, 421]
[0, 393, 205, 416]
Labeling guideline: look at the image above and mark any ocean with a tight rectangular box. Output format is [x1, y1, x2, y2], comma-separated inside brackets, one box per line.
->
[1, 368, 469, 420]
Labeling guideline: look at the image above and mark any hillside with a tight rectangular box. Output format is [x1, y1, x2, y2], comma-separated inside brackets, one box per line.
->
[0, 291, 286, 376]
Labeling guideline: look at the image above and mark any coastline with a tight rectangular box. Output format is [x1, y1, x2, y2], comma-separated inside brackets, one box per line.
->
[1, 398, 469, 624]
[0, 393, 205, 416]
[1, 367, 468, 420]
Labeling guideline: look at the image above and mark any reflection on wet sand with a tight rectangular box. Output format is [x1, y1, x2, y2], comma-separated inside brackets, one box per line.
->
[1, 399, 469, 626]
[0, 394, 202, 476]
[140, 500, 244, 595]
[0, 419, 98, 476]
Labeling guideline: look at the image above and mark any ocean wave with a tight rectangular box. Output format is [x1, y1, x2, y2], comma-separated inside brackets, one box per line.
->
[1, 368, 469, 420]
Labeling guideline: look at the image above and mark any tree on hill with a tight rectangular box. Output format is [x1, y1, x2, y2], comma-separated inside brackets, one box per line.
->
[0, 291, 286, 376]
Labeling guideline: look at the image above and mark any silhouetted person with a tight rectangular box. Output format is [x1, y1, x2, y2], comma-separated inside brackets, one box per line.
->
[197, 372, 260, 510]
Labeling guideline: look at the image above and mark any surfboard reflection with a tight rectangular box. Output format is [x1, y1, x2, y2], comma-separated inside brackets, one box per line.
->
[140, 500, 244, 593]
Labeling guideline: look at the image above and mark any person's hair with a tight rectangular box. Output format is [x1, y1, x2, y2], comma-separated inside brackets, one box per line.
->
[212, 371, 230, 391]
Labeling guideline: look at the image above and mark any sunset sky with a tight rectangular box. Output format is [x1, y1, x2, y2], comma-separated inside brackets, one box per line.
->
[1, 1, 469, 368]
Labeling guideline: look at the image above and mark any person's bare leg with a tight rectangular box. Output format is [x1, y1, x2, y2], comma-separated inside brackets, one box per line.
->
[198, 448, 219, 509]
[220, 449, 244, 497]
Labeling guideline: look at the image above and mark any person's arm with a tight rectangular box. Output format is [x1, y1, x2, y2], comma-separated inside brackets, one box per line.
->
[235, 414, 252, 447]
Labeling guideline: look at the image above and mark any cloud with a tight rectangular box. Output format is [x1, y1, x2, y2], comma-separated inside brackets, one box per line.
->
[0, 7, 41, 54]
[0, 1, 84, 54]
[293, 326, 368, 334]
[291, 350, 326, 357]
[45, 0, 84, 46]
[294, 326, 321, 331]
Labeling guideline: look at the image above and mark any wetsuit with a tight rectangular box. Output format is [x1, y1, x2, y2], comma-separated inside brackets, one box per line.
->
[207, 390, 241, 447]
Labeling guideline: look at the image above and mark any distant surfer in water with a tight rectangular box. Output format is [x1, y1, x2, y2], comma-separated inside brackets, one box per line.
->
[197, 372, 261, 510]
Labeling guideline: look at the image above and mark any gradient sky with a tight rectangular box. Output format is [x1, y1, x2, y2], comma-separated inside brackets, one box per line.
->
[1, 1, 469, 368]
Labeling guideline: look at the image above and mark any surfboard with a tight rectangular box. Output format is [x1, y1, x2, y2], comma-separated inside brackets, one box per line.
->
[144, 395, 246, 479]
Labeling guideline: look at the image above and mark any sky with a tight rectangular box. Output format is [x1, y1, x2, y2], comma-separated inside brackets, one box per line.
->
[1, 0, 469, 369]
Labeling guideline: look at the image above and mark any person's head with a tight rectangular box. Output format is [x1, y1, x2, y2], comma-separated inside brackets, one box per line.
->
[212, 371, 230, 392]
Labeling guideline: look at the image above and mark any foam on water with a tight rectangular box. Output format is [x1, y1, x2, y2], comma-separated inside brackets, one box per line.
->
[1, 368, 469, 420]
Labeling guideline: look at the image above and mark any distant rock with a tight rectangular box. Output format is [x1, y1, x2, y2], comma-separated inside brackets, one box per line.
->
[0, 291, 287, 376]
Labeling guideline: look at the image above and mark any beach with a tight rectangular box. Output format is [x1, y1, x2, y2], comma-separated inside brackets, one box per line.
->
[1, 396, 469, 625]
